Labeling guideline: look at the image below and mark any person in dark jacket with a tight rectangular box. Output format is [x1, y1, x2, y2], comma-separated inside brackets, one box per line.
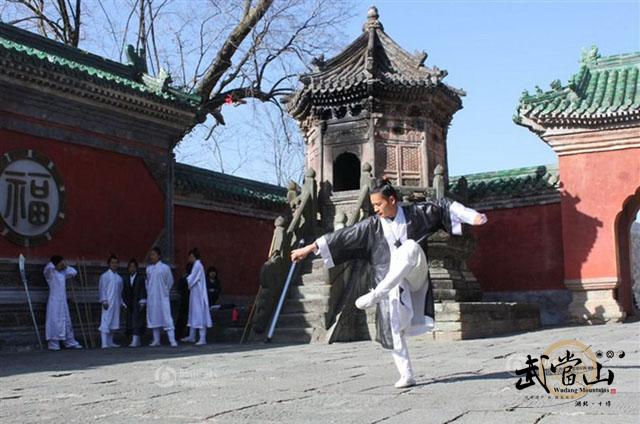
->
[174, 262, 193, 340]
[122, 259, 147, 347]
[206, 266, 222, 309]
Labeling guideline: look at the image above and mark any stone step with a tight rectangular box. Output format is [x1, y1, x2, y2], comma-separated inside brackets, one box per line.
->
[298, 272, 326, 286]
[284, 297, 328, 314]
[312, 257, 325, 270]
[433, 317, 539, 333]
[276, 312, 326, 328]
[267, 327, 324, 344]
[434, 301, 539, 316]
[289, 285, 331, 299]
[433, 288, 458, 301]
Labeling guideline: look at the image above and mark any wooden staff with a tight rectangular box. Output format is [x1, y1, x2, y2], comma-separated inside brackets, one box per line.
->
[68, 266, 89, 349]
[80, 258, 97, 348]
[239, 285, 262, 344]
[77, 257, 95, 349]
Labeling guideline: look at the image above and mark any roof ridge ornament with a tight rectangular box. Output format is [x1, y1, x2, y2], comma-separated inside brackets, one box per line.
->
[581, 45, 600, 65]
[363, 5, 384, 32]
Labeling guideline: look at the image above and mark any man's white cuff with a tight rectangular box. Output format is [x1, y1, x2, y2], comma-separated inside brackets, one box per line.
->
[315, 236, 335, 269]
[450, 201, 485, 234]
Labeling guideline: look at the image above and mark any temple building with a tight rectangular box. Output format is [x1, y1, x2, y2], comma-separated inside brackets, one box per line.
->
[514, 47, 640, 323]
[0, 22, 284, 347]
[286, 6, 464, 193]
[0, 9, 637, 349]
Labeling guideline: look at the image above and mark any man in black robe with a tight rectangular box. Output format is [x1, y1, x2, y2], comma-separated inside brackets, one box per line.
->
[292, 179, 487, 388]
[122, 259, 147, 347]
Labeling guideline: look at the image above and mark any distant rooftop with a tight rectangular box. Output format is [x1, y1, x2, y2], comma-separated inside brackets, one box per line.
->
[174, 163, 287, 211]
[450, 164, 560, 209]
[515, 47, 640, 130]
[0, 22, 200, 108]
[287, 6, 463, 120]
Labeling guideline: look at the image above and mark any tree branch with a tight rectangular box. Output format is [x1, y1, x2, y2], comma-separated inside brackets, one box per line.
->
[196, 0, 273, 100]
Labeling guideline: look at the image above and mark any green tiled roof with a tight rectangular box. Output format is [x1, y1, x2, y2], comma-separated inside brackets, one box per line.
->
[515, 47, 640, 128]
[449, 164, 560, 203]
[174, 163, 287, 210]
[0, 23, 200, 108]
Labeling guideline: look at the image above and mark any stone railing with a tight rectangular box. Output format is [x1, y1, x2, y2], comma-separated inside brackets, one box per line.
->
[249, 169, 318, 336]
[325, 163, 375, 342]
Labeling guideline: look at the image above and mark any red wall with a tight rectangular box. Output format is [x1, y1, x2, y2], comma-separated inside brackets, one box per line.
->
[467, 202, 565, 292]
[174, 205, 274, 296]
[559, 148, 640, 312]
[0, 128, 165, 262]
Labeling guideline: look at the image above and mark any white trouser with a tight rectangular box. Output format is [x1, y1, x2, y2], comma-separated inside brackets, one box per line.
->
[391, 330, 413, 380]
[374, 240, 424, 380]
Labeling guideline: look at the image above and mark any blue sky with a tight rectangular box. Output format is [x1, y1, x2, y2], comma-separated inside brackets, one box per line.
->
[344, 0, 639, 177]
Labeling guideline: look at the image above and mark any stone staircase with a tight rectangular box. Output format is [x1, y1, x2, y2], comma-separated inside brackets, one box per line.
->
[269, 257, 331, 343]
[268, 247, 542, 344]
[261, 169, 541, 344]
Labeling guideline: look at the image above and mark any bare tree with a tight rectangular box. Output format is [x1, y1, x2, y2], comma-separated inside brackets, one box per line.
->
[1, 0, 355, 182]
[6, 0, 82, 46]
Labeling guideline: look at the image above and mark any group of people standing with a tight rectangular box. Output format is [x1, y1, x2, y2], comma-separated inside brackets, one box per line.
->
[43, 247, 222, 351]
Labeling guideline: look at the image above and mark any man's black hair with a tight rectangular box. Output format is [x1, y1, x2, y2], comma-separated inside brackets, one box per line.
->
[50, 255, 63, 266]
[188, 248, 200, 259]
[371, 177, 398, 201]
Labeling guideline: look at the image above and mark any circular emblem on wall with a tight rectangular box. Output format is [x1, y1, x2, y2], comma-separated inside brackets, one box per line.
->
[0, 149, 66, 247]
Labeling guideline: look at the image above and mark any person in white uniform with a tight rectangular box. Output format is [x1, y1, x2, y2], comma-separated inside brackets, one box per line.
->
[43, 255, 82, 351]
[181, 248, 212, 345]
[291, 179, 487, 388]
[145, 246, 177, 347]
[98, 254, 124, 349]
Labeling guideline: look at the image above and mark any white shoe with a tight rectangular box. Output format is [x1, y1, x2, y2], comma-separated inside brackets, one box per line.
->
[109, 343, 121, 348]
[195, 340, 207, 346]
[394, 376, 416, 389]
[170, 341, 178, 347]
[48, 341, 61, 351]
[101, 345, 110, 349]
[149, 340, 161, 347]
[180, 337, 195, 343]
[355, 289, 381, 310]
[129, 336, 141, 347]
[65, 343, 83, 349]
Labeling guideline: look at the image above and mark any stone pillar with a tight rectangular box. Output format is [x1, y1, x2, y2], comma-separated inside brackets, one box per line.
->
[428, 230, 483, 302]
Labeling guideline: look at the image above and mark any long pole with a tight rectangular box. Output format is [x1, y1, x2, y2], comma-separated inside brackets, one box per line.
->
[266, 239, 304, 342]
[239, 286, 261, 344]
[81, 258, 96, 348]
[77, 257, 95, 348]
[18, 255, 43, 350]
[68, 269, 89, 349]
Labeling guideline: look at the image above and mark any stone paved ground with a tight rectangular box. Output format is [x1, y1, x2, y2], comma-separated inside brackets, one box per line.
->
[0, 322, 638, 423]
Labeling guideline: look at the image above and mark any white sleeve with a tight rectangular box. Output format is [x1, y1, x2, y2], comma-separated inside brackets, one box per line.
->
[449, 201, 487, 235]
[187, 261, 203, 289]
[315, 236, 335, 269]
[43, 263, 55, 284]
[64, 265, 78, 279]
[164, 265, 174, 291]
[98, 274, 107, 303]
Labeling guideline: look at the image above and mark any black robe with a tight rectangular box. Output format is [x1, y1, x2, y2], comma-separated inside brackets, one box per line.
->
[122, 272, 147, 336]
[322, 198, 454, 349]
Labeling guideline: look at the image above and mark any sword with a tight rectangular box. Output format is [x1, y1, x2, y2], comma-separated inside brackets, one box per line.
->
[266, 239, 305, 343]
[18, 255, 44, 350]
